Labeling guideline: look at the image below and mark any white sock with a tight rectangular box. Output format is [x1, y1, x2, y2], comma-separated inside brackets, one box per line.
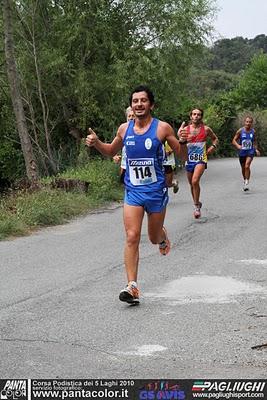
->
[128, 281, 137, 287]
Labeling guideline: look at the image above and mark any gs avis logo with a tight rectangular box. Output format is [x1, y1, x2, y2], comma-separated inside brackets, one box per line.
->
[0, 380, 27, 400]
[139, 381, 185, 399]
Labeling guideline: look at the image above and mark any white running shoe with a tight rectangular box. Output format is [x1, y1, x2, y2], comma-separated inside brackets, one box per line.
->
[193, 202, 202, 219]
[119, 281, 140, 304]
[243, 181, 249, 191]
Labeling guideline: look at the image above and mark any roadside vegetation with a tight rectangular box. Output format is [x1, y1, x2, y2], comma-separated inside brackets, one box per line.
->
[0, 158, 123, 240]
[0, 1, 266, 240]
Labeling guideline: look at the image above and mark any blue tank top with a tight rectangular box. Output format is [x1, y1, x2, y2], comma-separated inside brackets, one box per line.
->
[123, 118, 166, 192]
[239, 128, 255, 156]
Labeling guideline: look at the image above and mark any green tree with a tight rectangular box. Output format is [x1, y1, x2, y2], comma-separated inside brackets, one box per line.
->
[200, 51, 267, 157]
[233, 53, 267, 110]
[1, 0, 217, 182]
[209, 36, 264, 73]
[3, 0, 39, 184]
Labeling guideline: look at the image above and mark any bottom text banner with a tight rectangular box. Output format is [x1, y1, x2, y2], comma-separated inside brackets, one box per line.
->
[0, 379, 266, 400]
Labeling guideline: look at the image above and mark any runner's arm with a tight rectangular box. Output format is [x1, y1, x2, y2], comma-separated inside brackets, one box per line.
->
[86, 124, 125, 157]
[206, 126, 219, 155]
[162, 123, 188, 161]
[232, 129, 242, 150]
[253, 131, 261, 156]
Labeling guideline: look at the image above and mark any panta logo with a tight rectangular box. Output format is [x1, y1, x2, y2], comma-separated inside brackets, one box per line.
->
[0, 381, 27, 400]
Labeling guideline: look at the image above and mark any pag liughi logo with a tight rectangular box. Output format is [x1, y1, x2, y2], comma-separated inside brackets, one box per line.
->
[192, 381, 266, 393]
[192, 381, 209, 391]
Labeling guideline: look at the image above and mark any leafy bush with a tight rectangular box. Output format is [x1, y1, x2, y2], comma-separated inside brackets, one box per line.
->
[0, 158, 123, 240]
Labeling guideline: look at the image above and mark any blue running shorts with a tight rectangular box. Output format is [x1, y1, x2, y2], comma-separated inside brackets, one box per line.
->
[185, 162, 207, 173]
[124, 188, 169, 213]
[239, 153, 254, 165]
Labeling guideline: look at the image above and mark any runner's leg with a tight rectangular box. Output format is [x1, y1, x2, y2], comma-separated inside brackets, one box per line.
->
[187, 164, 205, 206]
[191, 163, 206, 206]
[241, 161, 246, 181]
[187, 171, 194, 202]
[147, 208, 167, 245]
[123, 204, 144, 283]
[164, 165, 173, 188]
[165, 171, 173, 188]
[244, 157, 253, 181]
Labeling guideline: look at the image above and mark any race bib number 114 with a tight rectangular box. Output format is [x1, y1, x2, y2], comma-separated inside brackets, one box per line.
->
[128, 158, 157, 185]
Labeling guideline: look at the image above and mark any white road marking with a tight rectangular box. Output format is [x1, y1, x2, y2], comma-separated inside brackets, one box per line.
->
[235, 259, 267, 266]
[145, 275, 266, 304]
[118, 345, 167, 356]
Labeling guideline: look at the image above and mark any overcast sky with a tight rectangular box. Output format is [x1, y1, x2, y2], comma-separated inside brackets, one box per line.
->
[213, 0, 267, 39]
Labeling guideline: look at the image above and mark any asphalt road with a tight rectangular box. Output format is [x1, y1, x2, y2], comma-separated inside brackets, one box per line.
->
[0, 157, 266, 379]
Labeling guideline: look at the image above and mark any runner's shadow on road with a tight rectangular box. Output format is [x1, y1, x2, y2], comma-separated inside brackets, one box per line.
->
[194, 217, 208, 223]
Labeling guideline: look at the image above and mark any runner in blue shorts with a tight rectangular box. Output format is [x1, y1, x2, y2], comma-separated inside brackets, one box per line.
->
[232, 116, 260, 191]
[179, 108, 219, 219]
[86, 85, 187, 304]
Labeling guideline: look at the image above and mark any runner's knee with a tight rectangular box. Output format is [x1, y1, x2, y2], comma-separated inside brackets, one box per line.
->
[191, 177, 200, 186]
[125, 229, 141, 247]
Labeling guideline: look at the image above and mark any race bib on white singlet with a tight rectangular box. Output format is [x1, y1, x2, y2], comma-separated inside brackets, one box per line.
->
[188, 153, 204, 162]
[187, 142, 205, 163]
[128, 158, 157, 186]
[241, 139, 252, 150]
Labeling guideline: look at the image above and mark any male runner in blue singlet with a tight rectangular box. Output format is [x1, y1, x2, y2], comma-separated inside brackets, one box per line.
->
[86, 85, 187, 304]
[232, 116, 260, 191]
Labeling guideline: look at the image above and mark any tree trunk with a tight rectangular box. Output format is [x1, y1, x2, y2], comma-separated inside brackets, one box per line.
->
[3, 0, 39, 185]
[31, 15, 58, 174]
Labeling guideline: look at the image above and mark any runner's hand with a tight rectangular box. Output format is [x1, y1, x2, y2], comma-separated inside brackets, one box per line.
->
[177, 121, 187, 142]
[113, 155, 121, 164]
[86, 128, 98, 147]
[255, 149, 260, 156]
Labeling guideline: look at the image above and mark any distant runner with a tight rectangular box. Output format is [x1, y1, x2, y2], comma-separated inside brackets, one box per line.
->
[86, 85, 187, 304]
[163, 141, 179, 193]
[113, 107, 135, 183]
[179, 108, 219, 218]
[232, 116, 260, 191]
